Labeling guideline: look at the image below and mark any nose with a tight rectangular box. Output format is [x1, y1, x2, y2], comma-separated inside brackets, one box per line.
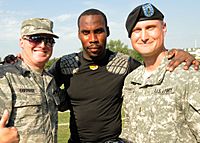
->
[89, 33, 98, 43]
[38, 41, 46, 47]
[141, 29, 149, 42]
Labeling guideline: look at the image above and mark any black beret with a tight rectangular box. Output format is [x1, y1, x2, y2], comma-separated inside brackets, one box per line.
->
[126, 3, 164, 38]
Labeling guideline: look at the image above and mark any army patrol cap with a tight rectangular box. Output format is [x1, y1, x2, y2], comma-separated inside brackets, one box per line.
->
[20, 18, 59, 38]
[126, 3, 164, 38]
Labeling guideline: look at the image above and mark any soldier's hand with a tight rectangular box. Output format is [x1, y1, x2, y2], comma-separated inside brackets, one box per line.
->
[0, 110, 19, 143]
[167, 49, 199, 71]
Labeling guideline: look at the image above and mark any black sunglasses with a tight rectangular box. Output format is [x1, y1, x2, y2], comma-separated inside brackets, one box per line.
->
[23, 35, 55, 47]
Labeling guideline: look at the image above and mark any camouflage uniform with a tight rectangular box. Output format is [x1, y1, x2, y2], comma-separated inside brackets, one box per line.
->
[0, 60, 60, 143]
[121, 56, 200, 143]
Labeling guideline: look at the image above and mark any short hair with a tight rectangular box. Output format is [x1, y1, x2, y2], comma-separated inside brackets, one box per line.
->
[77, 8, 108, 28]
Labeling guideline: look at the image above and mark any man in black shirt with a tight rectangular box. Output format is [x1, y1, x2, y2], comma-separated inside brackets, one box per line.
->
[49, 9, 199, 143]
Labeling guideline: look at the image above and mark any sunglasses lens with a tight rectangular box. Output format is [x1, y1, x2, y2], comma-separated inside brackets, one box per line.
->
[30, 35, 43, 43]
[25, 35, 55, 47]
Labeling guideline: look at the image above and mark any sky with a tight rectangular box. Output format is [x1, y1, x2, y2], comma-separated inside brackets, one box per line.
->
[0, 0, 200, 59]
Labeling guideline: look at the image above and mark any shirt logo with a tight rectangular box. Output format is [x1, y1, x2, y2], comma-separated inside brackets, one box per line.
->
[89, 64, 99, 70]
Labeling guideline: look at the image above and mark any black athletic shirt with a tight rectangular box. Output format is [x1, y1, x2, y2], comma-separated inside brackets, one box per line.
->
[49, 49, 141, 143]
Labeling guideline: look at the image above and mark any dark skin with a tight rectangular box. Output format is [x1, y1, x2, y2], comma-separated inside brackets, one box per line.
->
[167, 49, 199, 71]
[78, 15, 108, 61]
[78, 14, 199, 71]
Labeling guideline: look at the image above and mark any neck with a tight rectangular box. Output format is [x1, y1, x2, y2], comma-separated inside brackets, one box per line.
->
[143, 49, 167, 72]
[21, 55, 44, 74]
[83, 49, 107, 62]
[27, 65, 44, 74]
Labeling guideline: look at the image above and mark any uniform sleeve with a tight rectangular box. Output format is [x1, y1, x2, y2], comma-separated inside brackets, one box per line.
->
[186, 72, 200, 142]
[120, 75, 135, 142]
[0, 75, 12, 120]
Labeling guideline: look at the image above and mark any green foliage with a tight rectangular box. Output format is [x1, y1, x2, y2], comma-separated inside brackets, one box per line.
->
[107, 39, 143, 62]
[45, 58, 58, 69]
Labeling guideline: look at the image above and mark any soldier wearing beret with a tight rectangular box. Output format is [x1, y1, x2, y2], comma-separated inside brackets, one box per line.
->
[0, 18, 59, 143]
[121, 3, 200, 142]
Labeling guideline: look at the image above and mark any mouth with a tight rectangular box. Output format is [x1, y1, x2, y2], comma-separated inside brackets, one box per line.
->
[88, 44, 100, 49]
[33, 49, 48, 55]
[87, 45, 100, 52]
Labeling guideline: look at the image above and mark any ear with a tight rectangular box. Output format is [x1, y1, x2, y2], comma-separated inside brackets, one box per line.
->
[78, 30, 81, 40]
[163, 22, 167, 35]
[19, 38, 24, 49]
[106, 26, 110, 37]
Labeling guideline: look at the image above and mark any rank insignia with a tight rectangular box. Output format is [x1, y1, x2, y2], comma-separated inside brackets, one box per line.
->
[142, 3, 154, 17]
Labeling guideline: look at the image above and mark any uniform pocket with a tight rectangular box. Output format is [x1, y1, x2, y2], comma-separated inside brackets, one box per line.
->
[13, 92, 43, 107]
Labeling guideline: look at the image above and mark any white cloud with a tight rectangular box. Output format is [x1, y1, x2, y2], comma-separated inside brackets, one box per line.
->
[54, 14, 72, 22]
[0, 13, 20, 40]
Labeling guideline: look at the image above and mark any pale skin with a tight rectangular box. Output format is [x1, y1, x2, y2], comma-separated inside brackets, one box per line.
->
[19, 34, 53, 72]
[0, 110, 19, 143]
[131, 19, 175, 71]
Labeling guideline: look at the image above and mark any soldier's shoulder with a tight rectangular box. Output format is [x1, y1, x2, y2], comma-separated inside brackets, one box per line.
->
[172, 64, 200, 79]
[0, 64, 21, 78]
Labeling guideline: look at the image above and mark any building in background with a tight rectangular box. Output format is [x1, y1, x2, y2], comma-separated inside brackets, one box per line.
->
[184, 47, 200, 60]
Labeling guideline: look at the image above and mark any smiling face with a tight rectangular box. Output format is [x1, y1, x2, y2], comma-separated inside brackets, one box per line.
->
[78, 14, 108, 60]
[130, 20, 167, 58]
[19, 34, 54, 69]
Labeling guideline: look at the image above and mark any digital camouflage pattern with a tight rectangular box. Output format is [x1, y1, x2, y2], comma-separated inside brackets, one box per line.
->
[0, 60, 60, 143]
[121, 56, 200, 143]
[20, 18, 59, 38]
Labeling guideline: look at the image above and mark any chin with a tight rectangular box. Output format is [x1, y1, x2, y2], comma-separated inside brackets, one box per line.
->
[35, 57, 49, 63]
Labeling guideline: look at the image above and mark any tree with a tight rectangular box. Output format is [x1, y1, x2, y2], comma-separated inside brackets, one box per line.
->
[107, 39, 143, 62]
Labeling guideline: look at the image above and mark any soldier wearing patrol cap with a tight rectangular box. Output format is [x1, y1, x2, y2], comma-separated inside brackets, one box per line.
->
[121, 3, 200, 142]
[0, 18, 60, 143]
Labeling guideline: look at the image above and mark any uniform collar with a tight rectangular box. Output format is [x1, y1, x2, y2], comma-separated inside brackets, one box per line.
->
[130, 56, 169, 87]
